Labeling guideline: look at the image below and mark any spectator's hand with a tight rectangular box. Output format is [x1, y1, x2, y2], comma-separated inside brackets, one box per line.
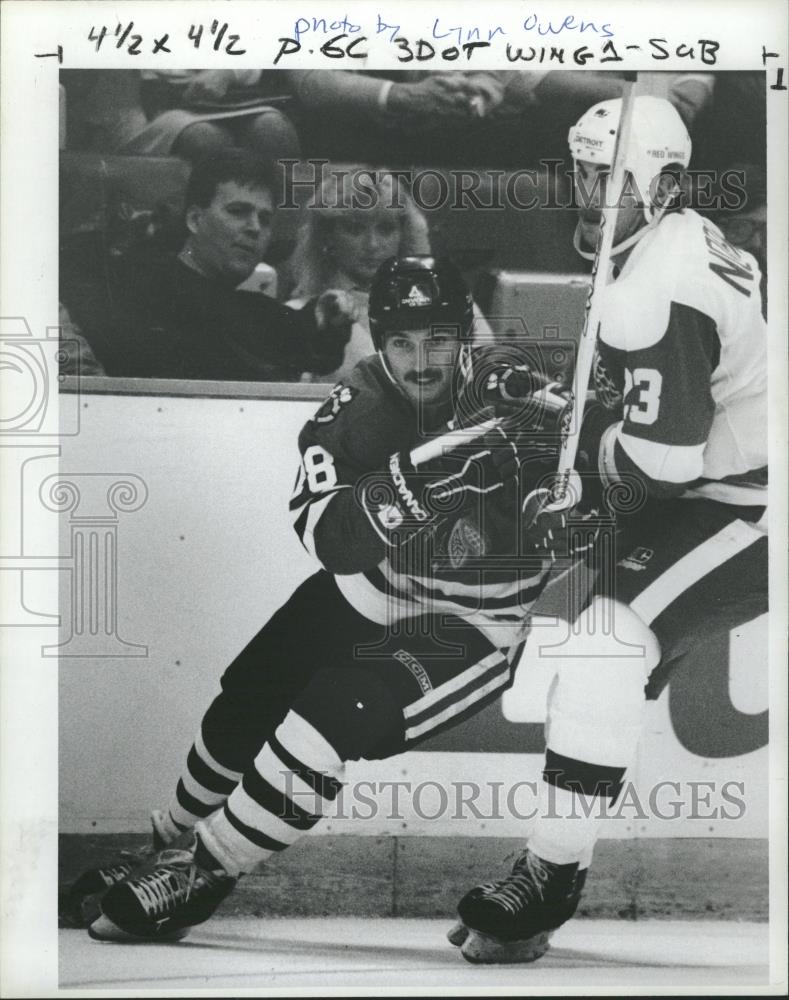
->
[314, 290, 361, 331]
[387, 76, 478, 123]
[453, 73, 507, 117]
[182, 70, 236, 105]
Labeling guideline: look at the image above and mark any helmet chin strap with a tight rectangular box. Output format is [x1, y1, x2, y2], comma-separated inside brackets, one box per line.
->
[378, 349, 400, 390]
[572, 217, 654, 262]
[573, 186, 678, 263]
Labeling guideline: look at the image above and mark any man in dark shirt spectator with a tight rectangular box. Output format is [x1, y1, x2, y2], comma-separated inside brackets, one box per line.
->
[109, 151, 354, 380]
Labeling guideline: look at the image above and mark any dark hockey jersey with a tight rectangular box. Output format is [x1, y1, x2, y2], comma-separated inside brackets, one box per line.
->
[593, 209, 767, 508]
[290, 354, 552, 649]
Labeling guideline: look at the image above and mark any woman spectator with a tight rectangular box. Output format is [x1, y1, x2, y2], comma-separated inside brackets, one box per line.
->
[286, 167, 431, 381]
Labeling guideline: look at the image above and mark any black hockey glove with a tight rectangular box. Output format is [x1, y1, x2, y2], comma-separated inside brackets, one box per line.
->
[359, 422, 521, 548]
[521, 474, 603, 564]
[509, 384, 618, 562]
[453, 353, 555, 430]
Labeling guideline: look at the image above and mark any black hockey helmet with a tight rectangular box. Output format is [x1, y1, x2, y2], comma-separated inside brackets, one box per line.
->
[368, 256, 474, 351]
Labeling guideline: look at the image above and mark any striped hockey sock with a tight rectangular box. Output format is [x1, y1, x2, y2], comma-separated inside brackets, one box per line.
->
[165, 727, 244, 834]
[197, 710, 345, 876]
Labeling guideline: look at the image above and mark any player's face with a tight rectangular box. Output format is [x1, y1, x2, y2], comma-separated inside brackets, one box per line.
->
[185, 181, 274, 286]
[383, 327, 461, 407]
[327, 211, 402, 287]
[574, 160, 644, 251]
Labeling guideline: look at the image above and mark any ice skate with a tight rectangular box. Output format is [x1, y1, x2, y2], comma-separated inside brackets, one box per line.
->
[60, 810, 176, 928]
[88, 835, 237, 943]
[449, 849, 587, 964]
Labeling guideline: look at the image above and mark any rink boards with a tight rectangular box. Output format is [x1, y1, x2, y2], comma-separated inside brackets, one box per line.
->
[45, 389, 770, 840]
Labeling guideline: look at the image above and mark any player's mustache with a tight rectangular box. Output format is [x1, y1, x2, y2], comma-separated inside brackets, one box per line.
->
[405, 369, 442, 383]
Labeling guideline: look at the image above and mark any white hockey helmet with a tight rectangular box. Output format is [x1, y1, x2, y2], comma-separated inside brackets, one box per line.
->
[568, 95, 692, 225]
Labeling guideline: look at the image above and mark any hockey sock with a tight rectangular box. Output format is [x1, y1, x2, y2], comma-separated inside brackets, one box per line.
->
[529, 751, 626, 866]
[197, 709, 345, 877]
[528, 598, 659, 866]
[165, 726, 244, 833]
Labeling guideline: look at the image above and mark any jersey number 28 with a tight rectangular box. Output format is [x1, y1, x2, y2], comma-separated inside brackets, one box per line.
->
[295, 445, 338, 495]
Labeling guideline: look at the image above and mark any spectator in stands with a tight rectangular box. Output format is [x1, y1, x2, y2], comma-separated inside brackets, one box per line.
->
[287, 70, 510, 166]
[58, 303, 105, 377]
[286, 166, 431, 381]
[106, 151, 355, 380]
[61, 70, 299, 166]
[693, 71, 764, 173]
[713, 162, 767, 309]
[286, 70, 713, 169]
[61, 71, 150, 155]
[135, 70, 300, 164]
[693, 72, 765, 295]
[502, 71, 714, 126]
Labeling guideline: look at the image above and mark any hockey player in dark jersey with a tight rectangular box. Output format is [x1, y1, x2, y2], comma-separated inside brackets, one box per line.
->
[450, 96, 769, 963]
[71, 256, 594, 944]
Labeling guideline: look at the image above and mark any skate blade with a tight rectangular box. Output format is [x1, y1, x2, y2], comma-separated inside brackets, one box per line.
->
[460, 928, 552, 965]
[447, 921, 469, 947]
[88, 913, 189, 944]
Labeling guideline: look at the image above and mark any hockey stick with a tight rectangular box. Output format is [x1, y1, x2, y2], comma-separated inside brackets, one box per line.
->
[549, 72, 639, 509]
[410, 418, 501, 467]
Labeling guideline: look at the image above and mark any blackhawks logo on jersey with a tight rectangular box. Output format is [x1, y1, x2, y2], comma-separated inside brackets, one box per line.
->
[314, 384, 358, 424]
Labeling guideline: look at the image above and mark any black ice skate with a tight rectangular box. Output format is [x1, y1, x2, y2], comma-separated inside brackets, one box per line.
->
[448, 849, 587, 964]
[88, 836, 237, 943]
[60, 810, 174, 928]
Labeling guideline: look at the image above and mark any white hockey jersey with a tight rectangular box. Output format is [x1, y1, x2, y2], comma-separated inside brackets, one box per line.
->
[593, 208, 767, 508]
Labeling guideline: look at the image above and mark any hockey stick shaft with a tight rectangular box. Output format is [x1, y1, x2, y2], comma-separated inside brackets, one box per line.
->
[410, 418, 500, 467]
[552, 74, 639, 505]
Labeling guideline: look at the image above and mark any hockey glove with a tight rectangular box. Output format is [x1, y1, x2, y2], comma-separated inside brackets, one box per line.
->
[454, 353, 555, 430]
[509, 382, 620, 512]
[521, 473, 602, 564]
[359, 423, 521, 548]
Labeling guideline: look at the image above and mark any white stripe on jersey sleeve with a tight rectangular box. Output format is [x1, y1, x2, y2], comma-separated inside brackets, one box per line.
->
[335, 571, 415, 626]
[604, 425, 706, 484]
[293, 490, 343, 559]
[599, 422, 623, 487]
[683, 480, 768, 506]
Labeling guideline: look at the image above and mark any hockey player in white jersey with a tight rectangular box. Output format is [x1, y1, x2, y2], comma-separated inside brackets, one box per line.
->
[450, 95, 768, 962]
